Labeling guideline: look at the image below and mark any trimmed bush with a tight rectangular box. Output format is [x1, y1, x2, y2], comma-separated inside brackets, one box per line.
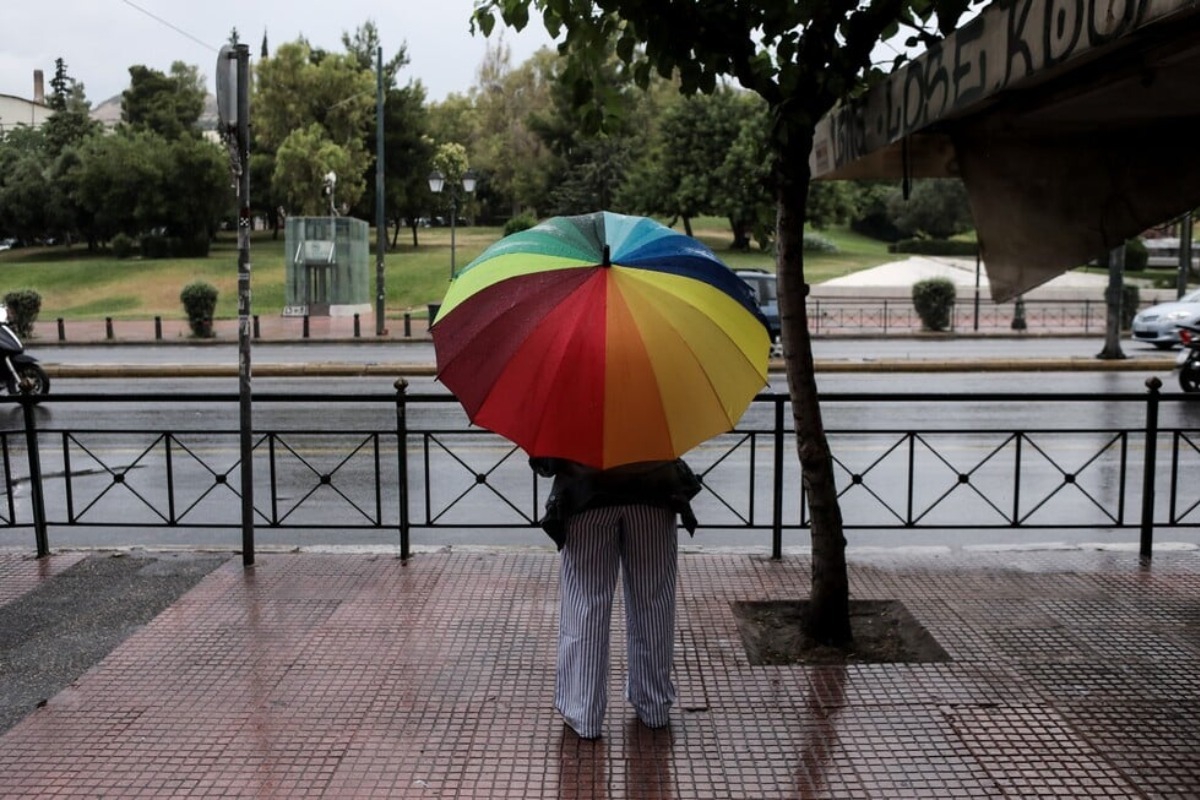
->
[111, 232, 137, 259]
[3, 290, 41, 339]
[890, 238, 979, 257]
[912, 277, 957, 332]
[180, 281, 218, 338]
[802, 232, 839, 254]
[1124, 238, 1148, 272]
[1095, 240, 1149, 274]
[503, 212, 538, 236]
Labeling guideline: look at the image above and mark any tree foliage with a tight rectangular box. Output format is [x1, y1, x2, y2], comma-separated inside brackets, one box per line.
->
[886, 178, 974, 239]
[254, 40, 375, 214]
[40, 59, 101, 159]
[340, 21, 436, 246]
[121, 62, 206, 140]
[475, 0, 980, 645]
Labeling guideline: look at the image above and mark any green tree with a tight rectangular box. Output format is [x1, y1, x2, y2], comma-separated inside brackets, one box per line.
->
[807, 181, 858, 230]
[121, 62, 206, 140]
[254, 39, 375, 214]
[653, 89, 746, 237]
[41, 59, 101, 159]
[886, 178, 974, 240]
[470, 42, 557, 220]
[849, 180, 905, 241]
[524, 47, 650, 216]
[0, 151, 58, 243]
[66, 129, 227, 250]
[69, 131, 163, 241]
[341, 21, 436, 247]
[273, 124, 358, 215]
[476, 0, 979, 645]
[712, 102, 775, 249]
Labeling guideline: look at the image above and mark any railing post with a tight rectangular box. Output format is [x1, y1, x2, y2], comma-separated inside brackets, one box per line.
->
[302, 315, 310, 339]
[403, 312, 412, 338]
[21, 398, 48, 558]
[1140, 376, 1162, 560]
[395, 379, 411, 561]
[154, 316, 162, 340]
[105, 317, 114, 340]
[56, 318, 65, 341]
[883, 299, 889, 334]
[353, 313, 361, 338]
[253, 314, 261, 340]
[772, 396, 785, 560]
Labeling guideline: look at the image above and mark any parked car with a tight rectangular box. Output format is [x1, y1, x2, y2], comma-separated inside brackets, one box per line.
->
[1130, 287, 1200, 349]
[735, 268, 781, 349]
[0, 238, 15, 251]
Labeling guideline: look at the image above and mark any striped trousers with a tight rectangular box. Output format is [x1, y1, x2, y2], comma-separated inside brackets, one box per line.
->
[556, 504, 678, 739]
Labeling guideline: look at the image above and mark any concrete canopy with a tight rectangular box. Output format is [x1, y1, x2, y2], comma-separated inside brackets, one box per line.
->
[810, 0, 1200, 302]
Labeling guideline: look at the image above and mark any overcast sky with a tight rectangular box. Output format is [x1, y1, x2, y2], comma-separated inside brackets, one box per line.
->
[0, 0, 556, 105]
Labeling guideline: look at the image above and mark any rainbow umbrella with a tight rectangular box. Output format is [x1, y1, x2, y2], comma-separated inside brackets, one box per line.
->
[431, 211, 771, 470]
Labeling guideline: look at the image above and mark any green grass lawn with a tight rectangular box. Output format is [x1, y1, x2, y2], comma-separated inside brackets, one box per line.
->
[0, 221, 893, 322]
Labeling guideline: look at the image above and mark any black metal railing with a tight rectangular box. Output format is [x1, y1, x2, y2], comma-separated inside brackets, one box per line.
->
[807, 296, 1152, 335]
[1, 382, 1197, 562]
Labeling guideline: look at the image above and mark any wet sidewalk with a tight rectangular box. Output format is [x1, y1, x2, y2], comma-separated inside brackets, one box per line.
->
[0, 546, 1197, 798]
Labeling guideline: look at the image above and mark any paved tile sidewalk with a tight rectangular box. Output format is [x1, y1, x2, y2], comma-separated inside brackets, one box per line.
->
[0, 548, 1197, 798]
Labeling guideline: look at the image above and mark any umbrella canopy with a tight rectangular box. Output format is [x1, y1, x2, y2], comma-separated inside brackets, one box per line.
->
[432, 211, 771, 470]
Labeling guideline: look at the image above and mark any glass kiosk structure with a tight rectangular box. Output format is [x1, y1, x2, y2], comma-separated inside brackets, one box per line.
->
[283, 216, 370, 317]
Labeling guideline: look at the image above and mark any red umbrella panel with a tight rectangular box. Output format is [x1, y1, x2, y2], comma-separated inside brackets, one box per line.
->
[431, 211, 771, 469]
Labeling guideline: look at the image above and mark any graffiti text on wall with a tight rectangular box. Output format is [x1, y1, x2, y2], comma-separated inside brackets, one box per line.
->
[825, 0, 1168, 171]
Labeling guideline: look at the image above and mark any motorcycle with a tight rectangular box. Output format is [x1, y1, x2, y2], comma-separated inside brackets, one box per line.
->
[0, 305, 49, 397]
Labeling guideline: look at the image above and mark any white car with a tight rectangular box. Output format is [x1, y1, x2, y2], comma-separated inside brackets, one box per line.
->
[1131, 288, 1200, 349]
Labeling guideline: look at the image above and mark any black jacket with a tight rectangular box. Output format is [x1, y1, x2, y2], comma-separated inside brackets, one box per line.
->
[530, 457, 702, 549]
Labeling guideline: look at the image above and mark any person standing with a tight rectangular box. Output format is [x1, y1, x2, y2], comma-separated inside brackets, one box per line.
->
[531, 457, 701, 740]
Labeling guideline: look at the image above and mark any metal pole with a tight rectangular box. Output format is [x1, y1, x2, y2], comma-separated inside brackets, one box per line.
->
[973, 250, 981, 331]
[22, 399, 48, 558]
[234, 44, 255, 567]
[1178, 212, 1193, 299]
[1140, 376, 1162, 561]
[374, 45, 387, 336]
[449, 196, 457, 280]
[395, 379, 410, 561]
[771, 397, 784, 560]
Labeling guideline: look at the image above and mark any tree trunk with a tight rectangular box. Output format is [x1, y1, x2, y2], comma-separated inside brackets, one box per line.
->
[729, 216, 751, 250]
[1097, 244, 1127, 360]
[776, 134, 852, 646]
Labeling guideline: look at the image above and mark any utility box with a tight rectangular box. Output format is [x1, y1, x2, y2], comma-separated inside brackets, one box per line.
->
[283, 216, 370, 317]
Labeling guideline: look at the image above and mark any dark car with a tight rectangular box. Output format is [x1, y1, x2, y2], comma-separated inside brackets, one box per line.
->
[735, 269, 781, 344]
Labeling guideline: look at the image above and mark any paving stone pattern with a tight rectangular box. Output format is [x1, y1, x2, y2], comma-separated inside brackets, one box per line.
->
[0, 548, 1197, 798]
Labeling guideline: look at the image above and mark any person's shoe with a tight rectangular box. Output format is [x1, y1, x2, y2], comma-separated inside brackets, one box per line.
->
[636, 714, 669, 731]
[564, 722, 601, 741]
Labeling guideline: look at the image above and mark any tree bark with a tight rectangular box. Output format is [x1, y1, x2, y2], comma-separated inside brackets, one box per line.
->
[776, 134, 852, 645]
[1097, 244, 1127, 360]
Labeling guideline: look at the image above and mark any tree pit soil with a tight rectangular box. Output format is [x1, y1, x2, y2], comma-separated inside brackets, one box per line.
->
[731, 599, 950, 665]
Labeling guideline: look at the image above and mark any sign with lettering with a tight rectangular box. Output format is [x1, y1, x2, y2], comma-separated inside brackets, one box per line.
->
[811, 0, 1196, 177]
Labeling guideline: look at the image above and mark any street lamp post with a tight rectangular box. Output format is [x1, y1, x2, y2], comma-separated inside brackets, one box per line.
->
[428, 169, 478, 279]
